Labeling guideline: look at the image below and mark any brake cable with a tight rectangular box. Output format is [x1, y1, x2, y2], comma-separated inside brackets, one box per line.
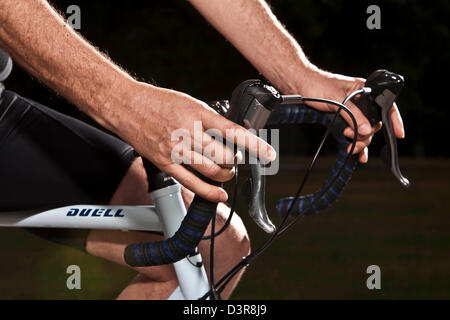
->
[209, 200, 221, 299]
[201, 96, 359, 300]
[201, 166, 239, 240]
[276, 89, 368, 236]
[215, 98, 358, 297]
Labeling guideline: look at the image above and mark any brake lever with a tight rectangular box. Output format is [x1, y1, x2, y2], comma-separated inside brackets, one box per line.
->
[359, 70, 410, 187]
[222, 80, 281, 233]
[242, 160, 276, 233]
[211, 70, 409, 233]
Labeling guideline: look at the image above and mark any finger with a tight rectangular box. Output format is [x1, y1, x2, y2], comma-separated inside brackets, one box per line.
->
[343, 121, 381, 140]
[374, 121, 383, 133]
[358, 147, 368, 163]
[339, 100, 373, 138]
[219, 149, 243, 169]
[162, 163, 228, 203]
[343, 128, 374, 149]
[193, 128, 240, 167]
[201, 112, 276, 163]
[389, 102, 405, 139]
[172, 148, 235, 182]
[342, 125, 371, 160]
[180, 186, 195, 208]
[186, 152, 236, 183]
[346, 140, 370, 155]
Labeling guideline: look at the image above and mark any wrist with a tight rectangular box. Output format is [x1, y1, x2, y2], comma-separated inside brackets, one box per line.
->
[107, 80, 187, 147]
[265, 48, 320, 96]
[92, 75, 147, 135]
[288, 62, 324, 95]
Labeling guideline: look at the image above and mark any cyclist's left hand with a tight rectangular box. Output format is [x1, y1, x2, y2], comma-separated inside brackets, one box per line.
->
[296, 69, 405, 163]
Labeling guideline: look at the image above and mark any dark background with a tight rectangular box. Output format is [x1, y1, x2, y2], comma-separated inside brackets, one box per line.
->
[1, 0, 449, 299]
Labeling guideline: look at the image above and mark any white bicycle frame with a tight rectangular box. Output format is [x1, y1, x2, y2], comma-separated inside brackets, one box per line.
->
[0, 182, 210, 300]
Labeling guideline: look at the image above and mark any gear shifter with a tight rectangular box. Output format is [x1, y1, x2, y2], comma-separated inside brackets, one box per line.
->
[209, 70, 410, 234]
[359, 70, 410, 187]
[225, 79, 281, 233]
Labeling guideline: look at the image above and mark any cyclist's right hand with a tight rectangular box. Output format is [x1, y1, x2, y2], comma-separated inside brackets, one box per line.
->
[116, 81, 276, 203]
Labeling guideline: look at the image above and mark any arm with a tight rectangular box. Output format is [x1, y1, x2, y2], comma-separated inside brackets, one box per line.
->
[189, 0, 405, 162]
[0, 0, 131, 133]
[0, 0, 275, 202]
[191, 0, 311, 95]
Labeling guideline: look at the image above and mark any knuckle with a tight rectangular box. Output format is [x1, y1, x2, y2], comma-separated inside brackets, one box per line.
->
[179, 173, 194, 188]
[225, 125, 244, 139]
[223, 149, 236, 165]
[204, 188, 221, 202]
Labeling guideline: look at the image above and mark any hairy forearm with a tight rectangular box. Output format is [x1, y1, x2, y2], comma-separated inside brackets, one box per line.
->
[189, 0, 318, 94]
[0, 0, 137, 132]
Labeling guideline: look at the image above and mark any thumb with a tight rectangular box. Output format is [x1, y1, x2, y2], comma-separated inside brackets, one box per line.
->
[340, 99, 372, 137]
[342, 78, 372, 136]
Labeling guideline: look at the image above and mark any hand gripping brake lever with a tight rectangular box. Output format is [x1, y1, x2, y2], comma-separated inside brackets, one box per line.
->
[209, 70, 409, 231]
[272, 70, 409, 219]
[230, 80, 283, 233]
[210, 80, 282, 233]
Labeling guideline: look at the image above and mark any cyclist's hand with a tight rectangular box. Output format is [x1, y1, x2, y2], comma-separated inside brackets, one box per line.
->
[297, 69, 405, 163]
[119, 81, 276, 203]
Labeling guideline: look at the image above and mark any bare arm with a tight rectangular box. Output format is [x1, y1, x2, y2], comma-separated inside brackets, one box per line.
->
[0, 0, 275, 202]
[0, 0, 132, 132]
[190, 0, 405, 162]
[190, 0, 312, 95]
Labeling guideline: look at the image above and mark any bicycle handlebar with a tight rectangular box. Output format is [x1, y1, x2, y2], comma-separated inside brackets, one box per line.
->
[124, 193, 218, 267]
[123, 159, 220, 267]
[274, 70, 409, 218]
[270, 104, 358, 217]
[123, 69, 409, 267]
[214, 69, 408, 227]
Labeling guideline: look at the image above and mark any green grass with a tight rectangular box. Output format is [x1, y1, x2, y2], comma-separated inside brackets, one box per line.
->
[1, 157, 449, 299]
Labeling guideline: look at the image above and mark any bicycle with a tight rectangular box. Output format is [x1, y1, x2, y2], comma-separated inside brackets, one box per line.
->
[0, 47, 409, 300]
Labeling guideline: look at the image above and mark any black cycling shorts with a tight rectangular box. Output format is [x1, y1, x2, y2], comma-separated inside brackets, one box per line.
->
[0, 90, 136, 251]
